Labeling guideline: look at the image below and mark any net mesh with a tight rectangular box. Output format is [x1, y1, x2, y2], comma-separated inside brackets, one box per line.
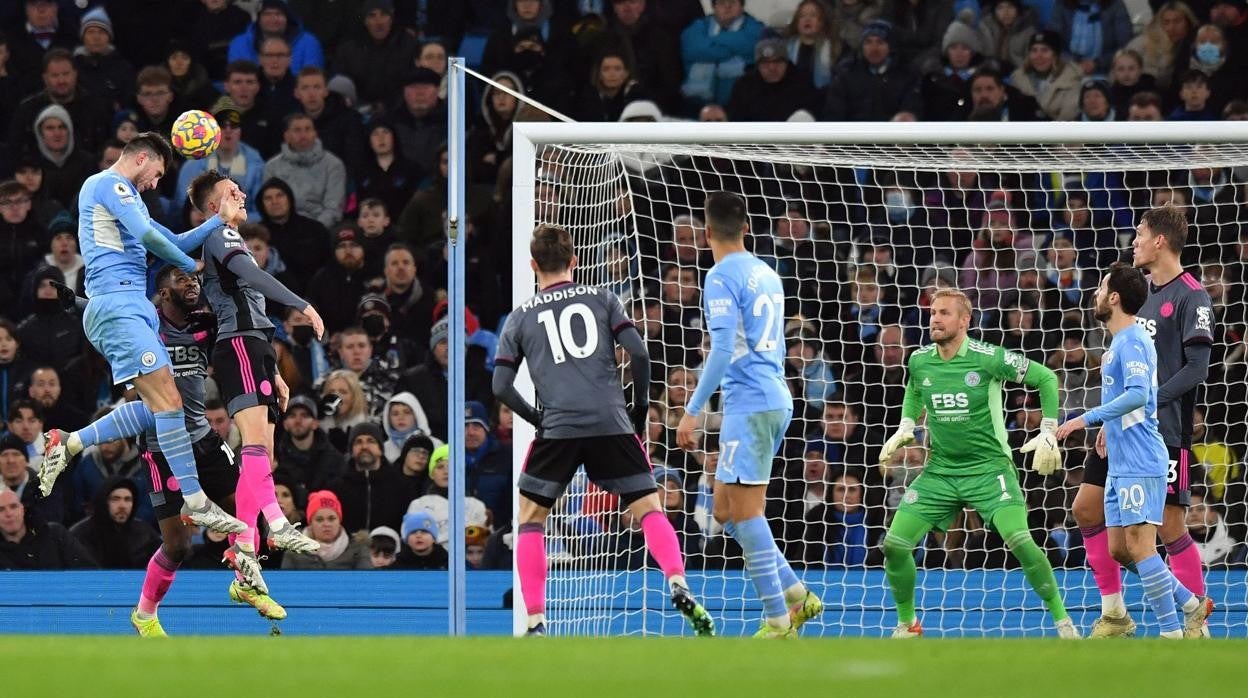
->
[524, 139, 1248, 637]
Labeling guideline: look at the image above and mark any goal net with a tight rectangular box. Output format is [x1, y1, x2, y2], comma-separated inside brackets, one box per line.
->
[508, 122, 1248, 637]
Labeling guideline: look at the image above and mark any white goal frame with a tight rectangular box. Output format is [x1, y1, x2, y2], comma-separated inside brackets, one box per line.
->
[508, 121, 1248, 636]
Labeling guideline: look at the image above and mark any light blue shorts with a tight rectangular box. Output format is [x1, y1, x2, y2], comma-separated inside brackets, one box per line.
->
[715, 408, 792, 486]
[1105, 475, 1166, 528]
[83, 292, 170, 384]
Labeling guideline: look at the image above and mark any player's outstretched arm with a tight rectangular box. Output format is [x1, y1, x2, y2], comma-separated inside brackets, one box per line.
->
[616, 326, 651, 432]
[1017, 362, 1062, 475]
[139, 226, 199, 273]
[491, 363, 543, 427]
[222, 251, 313, 313]
[150, 213, 225, 253]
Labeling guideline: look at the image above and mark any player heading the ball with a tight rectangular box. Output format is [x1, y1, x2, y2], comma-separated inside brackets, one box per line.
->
[877, 288, 1078, 638]
[675, 191, 823, 639]
[41, 133, 245, 535]
[1056, 263, 1213, 638]
[494, 224, 714, 637]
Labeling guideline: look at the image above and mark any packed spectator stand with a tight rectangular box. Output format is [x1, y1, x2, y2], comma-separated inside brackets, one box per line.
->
[1, 0, 1247, 578]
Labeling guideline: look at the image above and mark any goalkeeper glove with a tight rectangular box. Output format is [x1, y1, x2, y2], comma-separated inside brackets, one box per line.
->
[879, 418, 916, 464]
[1021, 418, 1062, 476]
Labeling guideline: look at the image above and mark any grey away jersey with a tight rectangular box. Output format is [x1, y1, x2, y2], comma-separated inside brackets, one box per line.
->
[1136, 270, 1215, 448]
[201, 225, 273, 341]
[144, 310, 213, 451]
[496, 282, 634, 438]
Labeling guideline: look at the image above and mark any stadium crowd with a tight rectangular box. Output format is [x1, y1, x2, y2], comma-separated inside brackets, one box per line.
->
[0, 0, 1247, 575]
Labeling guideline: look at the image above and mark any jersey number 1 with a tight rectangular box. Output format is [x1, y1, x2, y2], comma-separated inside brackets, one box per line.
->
[752, 293, 785, 352]
[537, 303, 599, 364]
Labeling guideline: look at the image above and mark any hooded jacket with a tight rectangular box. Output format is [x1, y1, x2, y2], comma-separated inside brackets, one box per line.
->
[227, 2, 325, 73]
[68, 476, 160, 568]
[32, 104, 96, 211]
[466, 71, 522, 184]
[262, 139, 346, 229]
[69, 441, 150, 524]
[257, 178, 332, 293]
[381, 392, 432, 463]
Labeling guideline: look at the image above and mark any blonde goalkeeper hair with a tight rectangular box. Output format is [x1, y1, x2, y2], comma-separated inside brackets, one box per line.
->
[931, 288, 973, 319]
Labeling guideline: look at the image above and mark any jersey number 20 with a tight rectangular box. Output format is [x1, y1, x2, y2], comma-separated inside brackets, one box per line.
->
[537, 303, 599, 364]
[752, 293, 785, 352]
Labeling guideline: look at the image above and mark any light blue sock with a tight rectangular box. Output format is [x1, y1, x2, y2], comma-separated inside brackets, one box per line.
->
[153, 410, 201, 497]
[724, 520, 801, 596]
[74, 400, 155, 448]
[733, 516, 787, 620]
[1137, 554, 1182, 632]
[1172, 574, 1196, 609]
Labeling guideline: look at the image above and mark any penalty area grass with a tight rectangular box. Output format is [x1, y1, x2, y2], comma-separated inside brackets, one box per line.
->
[3, 635, 1244, 697]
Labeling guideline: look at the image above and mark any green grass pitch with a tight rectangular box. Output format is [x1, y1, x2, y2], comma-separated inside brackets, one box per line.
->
[5, 636, 1246, 697]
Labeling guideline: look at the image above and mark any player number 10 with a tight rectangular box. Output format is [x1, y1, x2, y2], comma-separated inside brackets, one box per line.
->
[752, 293, 785, 352]
[537, 303, 599, 364]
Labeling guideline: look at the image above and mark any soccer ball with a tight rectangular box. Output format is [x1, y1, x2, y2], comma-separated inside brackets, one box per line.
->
[170, 110, 222, 159]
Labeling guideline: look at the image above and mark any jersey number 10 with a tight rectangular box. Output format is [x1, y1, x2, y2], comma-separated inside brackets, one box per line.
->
[537, 303, 599, 364]
[752, 293, 785, 352]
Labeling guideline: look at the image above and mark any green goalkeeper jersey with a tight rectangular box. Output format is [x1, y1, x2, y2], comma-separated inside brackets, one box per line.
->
[901, 336, 1059, 477]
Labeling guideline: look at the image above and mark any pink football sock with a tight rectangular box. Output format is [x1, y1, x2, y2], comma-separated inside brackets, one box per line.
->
[516, 523, 547, 616]
[1081, 525, 1122, 596]
[640, 510, 687, 580]
[1166, 533, 1206, 596]
[138, 547, 180, 615]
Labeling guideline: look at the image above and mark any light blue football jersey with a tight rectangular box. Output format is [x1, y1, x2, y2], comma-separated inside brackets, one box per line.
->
[702, 251, 792, 415]
[1094, 323, 1169, 479]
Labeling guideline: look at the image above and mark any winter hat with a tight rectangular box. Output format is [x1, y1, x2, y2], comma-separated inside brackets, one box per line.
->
[1080, 79, 1111, 105]
[465, 401, 491, 429]
[942, 10, 983, 55]
[403, 67, 442, 88]
[363, 0, 395, 14]
[80, 7, 113, 41]
[348, 422, 386, 449]
[327, 75, 358, 106]
[0, 433, 27, 458]
[401, 510, 439, 540]
[369, 525, 402, 554]
[755, 36, 786, 62]
[286, 394, 318, 417]
[111, 109, 139, 134]
[399, 432, 436, 461]
[305, 490, 343, 522]
[430, 444, 450, 469]
[356, 293, 391, 319]
[1028, 30, 1063, 54]
[429, 317, 449, 350]
[862, 19, 893, 43]
[619, 100, 662, 122]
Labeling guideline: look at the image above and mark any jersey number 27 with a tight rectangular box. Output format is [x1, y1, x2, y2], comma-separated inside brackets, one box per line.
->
[537, 303, 599, 364]
[752, 293, 784, 352]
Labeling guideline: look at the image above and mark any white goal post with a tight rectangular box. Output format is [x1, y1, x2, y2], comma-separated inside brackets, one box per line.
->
[509, 121, 1248, 637]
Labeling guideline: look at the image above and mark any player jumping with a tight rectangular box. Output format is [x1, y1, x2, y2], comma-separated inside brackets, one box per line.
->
[1056, 262, 1213, 638]
[675, 191, 822, 639]
[186, 171, 324, 590]
[40, 133, 243, 534]
[41, 269, 288, 633]
[877, 288, 1079, 639]
[494, 223, 714, 637]
[1071, 205, 1215, 637]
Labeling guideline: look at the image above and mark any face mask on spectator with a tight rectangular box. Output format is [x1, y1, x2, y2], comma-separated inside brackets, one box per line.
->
[362, 314, 387, 337]
[291, 325, 315, 345]
[1196, 42, 1223, 65]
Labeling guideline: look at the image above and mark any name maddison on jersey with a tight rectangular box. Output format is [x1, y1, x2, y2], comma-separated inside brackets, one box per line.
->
[520, 285, 599, 312]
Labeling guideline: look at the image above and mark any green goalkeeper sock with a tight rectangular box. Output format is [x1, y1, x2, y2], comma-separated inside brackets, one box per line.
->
[883, 511, 931, 626]
[996, 508, 1069, 623]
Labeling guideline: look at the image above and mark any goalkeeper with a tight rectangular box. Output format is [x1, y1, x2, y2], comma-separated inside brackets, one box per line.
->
[877, 289, 1078, 639]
